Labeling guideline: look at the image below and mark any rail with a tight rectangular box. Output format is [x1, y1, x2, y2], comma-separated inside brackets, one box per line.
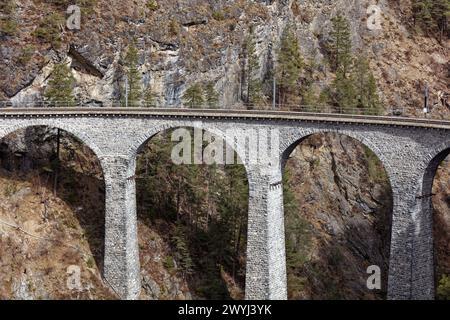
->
[0, 102, 449, 130]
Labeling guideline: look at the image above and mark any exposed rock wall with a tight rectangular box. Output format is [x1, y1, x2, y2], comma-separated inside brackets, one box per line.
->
[1, 0, 448, 117]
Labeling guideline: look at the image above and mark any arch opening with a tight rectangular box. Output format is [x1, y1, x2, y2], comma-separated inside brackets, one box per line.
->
[135, 127, 249, 300]
[282, 132, 393, 300]
[0, 125, 113, 299]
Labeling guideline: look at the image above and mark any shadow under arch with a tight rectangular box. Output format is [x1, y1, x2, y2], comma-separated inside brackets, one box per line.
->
[419, 141, 450, 298]
[280, 130, 394, 299]
[0, 125, 109, 298]
[133, 125, 250, 300]
[422, 142, 450, 197]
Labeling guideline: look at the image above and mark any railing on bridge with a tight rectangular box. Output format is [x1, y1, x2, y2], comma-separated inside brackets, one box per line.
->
[0, 101, 407, 117]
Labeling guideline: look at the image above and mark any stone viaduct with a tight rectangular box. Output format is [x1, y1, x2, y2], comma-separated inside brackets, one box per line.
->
[0, 108, 449, 300]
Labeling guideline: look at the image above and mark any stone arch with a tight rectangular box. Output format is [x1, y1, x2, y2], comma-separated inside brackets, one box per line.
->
[0, 121, 104, 172]
[131, 122, 252, 299]
[129, 122, 250, 175]
[422, 140, 450, 194]
[280, 128, 395, 193]
[280, 127, 395, 299]
[0, 122, 111, 298]
[414, 139, 450, 299]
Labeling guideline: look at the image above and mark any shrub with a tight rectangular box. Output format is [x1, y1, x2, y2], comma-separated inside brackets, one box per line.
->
[437, 274, 450, 300]
[17, 45, 35, 65]
[86, 257, 95, 268]
[163, 256, 175, 272]
[364, 146, 388, 183]
[47, 0, 70, 6]
[212, 11, 225, 21]
[0, 0, 16, 15]
[168, 19, 180, 36]
[146, 0, 159, 11]
[33, 13, 64, 48]
[0, 19, 18, 36]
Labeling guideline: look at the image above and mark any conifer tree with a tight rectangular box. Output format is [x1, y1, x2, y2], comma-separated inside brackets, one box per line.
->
[412, 0, 449, 41]
[327, 15, 382, 114]
[301, 84, 319, 111]
[122, 41, 142, 106]
[144, 86, 157, 107]
[33, 13, 64, 48]
[0, 0, 16, 14]
[329, 14, 352, 76]
[44, 62, 76, 194]
[333, 69, 357, 113]
[0, 0, 18, 36]
[299, 60, 321, 111]
[412, 0, 434, 30]
[431, 0, 449, 41]
[173, 221, 194, 277]
[204, 82, 219, 108]
[182, 83, 204, 108]
[44, 63, 75, 106]
[276, 25, 303, 107]
[351, 55, 381, 114]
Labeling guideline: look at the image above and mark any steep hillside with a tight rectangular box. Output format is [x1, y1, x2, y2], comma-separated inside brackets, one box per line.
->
[1, 0, 448, 116]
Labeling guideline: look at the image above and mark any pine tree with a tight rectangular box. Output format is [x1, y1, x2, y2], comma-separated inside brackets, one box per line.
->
[333, 69, 357, 113]
[33, 13, 64, 48]
[299, 60, 321, 111]
[135, 130, 250, 298]
[182, 83, 204, 108]
[44, 63, 76, 106]
[204, 82, 219, 108]
[351, 55, 381, 114]
[44, 62, 76, 194]
[144, 86, 157, 107]
[329, 14, 352, 76]
[173, 221, 194, 277]
[122, 41, 142, 107]
[328, 15, 378, 113]
[301, 84, 319, 111]
[437, 274, 450, 299]
[412, 0, 434, 30]
[0, 0, 16, 14]
[0, 0, 17, 35]
[431, 0, 449, 41]
[366, 74, 381, 114]
[276, 25, 303, 107]
[412, 0, 449, 40]
[245, 31, 264, 107]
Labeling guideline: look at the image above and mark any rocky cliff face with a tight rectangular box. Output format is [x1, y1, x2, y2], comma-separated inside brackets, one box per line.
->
[1, 0, 448, 116]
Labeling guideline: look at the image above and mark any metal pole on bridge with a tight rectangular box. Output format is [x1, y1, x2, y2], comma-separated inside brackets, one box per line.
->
[272, 76, 276, 110]
[125, 76, 129, 108]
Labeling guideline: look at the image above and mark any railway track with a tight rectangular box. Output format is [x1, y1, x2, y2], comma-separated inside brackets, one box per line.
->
[1, 107, 449, 130]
